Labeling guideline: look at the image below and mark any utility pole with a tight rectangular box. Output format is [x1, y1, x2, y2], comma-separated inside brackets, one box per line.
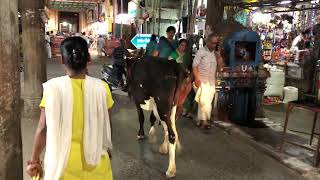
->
[21, 0, 47, 117]
[121, 0, 124, 39]
[206, 0, 224, 32]
[113, 0, 117, 39]
[0, 0, 23, 179]
[188, 0, 199, 34]
[158, 0, 162, 36]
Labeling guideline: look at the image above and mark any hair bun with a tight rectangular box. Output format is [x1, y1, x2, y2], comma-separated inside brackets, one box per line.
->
[60, 36, 89, 72]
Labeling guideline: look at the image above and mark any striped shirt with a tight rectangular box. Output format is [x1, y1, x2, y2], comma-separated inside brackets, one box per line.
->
[193, 46, 217, 85]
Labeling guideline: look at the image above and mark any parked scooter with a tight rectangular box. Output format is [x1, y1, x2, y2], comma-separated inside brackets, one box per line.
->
[101, 64, 127, 92]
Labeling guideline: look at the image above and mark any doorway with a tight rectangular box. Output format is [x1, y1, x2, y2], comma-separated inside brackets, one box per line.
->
[59, 11, 80, 33]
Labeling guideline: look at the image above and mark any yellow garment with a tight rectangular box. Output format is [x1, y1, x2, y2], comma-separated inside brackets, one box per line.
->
[40, 79, 114, 180]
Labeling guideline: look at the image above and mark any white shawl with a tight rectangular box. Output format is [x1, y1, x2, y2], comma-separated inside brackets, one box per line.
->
[43, 75, 112, 180]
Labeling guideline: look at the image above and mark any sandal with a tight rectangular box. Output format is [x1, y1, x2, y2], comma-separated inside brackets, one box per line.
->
[203, 124, 212, 129]
[196, 120, 203, 127]
[185, 113, 193, 119]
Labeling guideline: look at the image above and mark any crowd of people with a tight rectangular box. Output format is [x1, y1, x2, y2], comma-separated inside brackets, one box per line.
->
[145, 26, 224, 129]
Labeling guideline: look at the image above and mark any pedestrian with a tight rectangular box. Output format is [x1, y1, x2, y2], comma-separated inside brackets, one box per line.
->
[291, 29, 310, 51]
[112, 39, 129, 88]
[168, 39, 188, 65]
[153, 26, 178, 58]
[146, 34, 157, 56]
[26, 37, 114, 180]
[313, 15, 320, 61]
[97, 35, 106, 57]
[169, 39, 195, 117]
[45, 32, 52, 59]
[193, 33, 224, 129]
[81, 32, 90, 47]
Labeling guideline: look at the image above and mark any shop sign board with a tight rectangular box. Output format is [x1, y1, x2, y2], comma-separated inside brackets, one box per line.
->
[131, 34, 152, 49]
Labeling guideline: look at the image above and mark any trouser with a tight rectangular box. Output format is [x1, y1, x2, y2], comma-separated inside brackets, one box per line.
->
[194, 82, 216, 121]
[46, 44, 52, 59]
[97, 48, 105, 56]
[98, 48, 102, 56]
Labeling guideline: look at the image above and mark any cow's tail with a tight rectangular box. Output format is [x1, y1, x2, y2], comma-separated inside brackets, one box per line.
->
[148, 126, 157, 143]
[176, 138, 182, 153]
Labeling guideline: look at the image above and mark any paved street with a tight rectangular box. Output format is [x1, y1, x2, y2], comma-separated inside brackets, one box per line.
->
[21, 56, 304, 180]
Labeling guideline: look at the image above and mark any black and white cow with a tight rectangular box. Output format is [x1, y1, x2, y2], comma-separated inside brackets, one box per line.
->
[126, 56, 193, 178]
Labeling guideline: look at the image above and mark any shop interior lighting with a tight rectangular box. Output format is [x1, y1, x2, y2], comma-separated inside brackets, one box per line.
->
[62, 21, 68, 26]
[279, 0, 292, 4]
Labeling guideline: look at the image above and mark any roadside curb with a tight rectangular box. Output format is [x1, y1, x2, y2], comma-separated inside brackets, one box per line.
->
[214, 121, 320, 180]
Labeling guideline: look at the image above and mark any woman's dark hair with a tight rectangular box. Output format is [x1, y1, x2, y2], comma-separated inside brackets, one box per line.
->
[159, 36, 166, 42]
[60, 36, 89, 72]
[302, 29, 310, 35]
[166, 26, 176, 33]
[178, 39, 188, 46]
[150, 34, 157, 41]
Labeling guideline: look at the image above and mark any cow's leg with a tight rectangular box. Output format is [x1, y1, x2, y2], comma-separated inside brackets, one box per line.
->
[148, 112, 157, 143]
[166, 105, 178, 178]
[171, 106, 181, 151]
[159, 120, 169, 154]
[135, 103, 145, 140]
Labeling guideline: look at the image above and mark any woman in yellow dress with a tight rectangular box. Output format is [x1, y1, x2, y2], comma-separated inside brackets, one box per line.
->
[27, 37, 114, 180]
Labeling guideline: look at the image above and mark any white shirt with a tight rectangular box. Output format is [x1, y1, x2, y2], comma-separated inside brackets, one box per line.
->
[193, 46, 217, 85]
[291, 35, 302, 51]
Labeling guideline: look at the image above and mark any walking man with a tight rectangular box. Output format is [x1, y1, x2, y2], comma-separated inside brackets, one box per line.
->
[193, 33, 224, 129]
[45, 32, 52, 59]
[97, 35, 106, 57]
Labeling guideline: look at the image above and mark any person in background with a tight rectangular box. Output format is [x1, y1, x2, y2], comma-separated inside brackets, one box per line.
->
[313, 15, 320, 61]
[45, 32, 52, 59]
[81, 32, 90, 47]
[26, 37, 114, 180]
[199, 35, 204, 49]
[168, 39, 188, 65]
[97, 35, 106, 57]
[146, 34, 157, 56]
[112, 39, 129, 87]
[152, 26, 178, 58]
[169, 39, 195, 117]
[291, 29, 310, 51]
[193, 33, 224, 129]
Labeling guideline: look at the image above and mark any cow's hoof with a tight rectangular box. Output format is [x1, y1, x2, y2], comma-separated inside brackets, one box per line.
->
[137, 135, 145, 140]
[165, 170, 176, 179]
[159, 144, 168, 154]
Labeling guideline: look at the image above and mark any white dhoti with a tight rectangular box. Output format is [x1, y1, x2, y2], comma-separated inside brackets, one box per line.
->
[194, 82, 216, 121]
[46, 44, 52, 59]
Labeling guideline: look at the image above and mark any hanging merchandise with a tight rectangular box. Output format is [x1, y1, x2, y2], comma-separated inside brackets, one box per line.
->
[234, 10, 248, 26]
[262, 39, 273, 61]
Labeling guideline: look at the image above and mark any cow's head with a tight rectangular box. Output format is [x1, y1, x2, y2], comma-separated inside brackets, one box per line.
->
[124, 56, 139, 97]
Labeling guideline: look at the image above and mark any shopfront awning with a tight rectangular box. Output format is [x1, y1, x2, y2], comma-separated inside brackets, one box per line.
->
[224, 0, 317, 8]
[224, 0, 320, 13]
[48, 0, 100, 11]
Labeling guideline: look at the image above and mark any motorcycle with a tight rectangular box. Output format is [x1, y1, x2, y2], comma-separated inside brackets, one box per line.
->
[101, 64, 127, 92]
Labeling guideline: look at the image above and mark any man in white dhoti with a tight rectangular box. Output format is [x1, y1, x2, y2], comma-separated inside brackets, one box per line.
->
[193, 33, 224, 129]
[97, 35, 106, 57]
[45, 32, 52, 59]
